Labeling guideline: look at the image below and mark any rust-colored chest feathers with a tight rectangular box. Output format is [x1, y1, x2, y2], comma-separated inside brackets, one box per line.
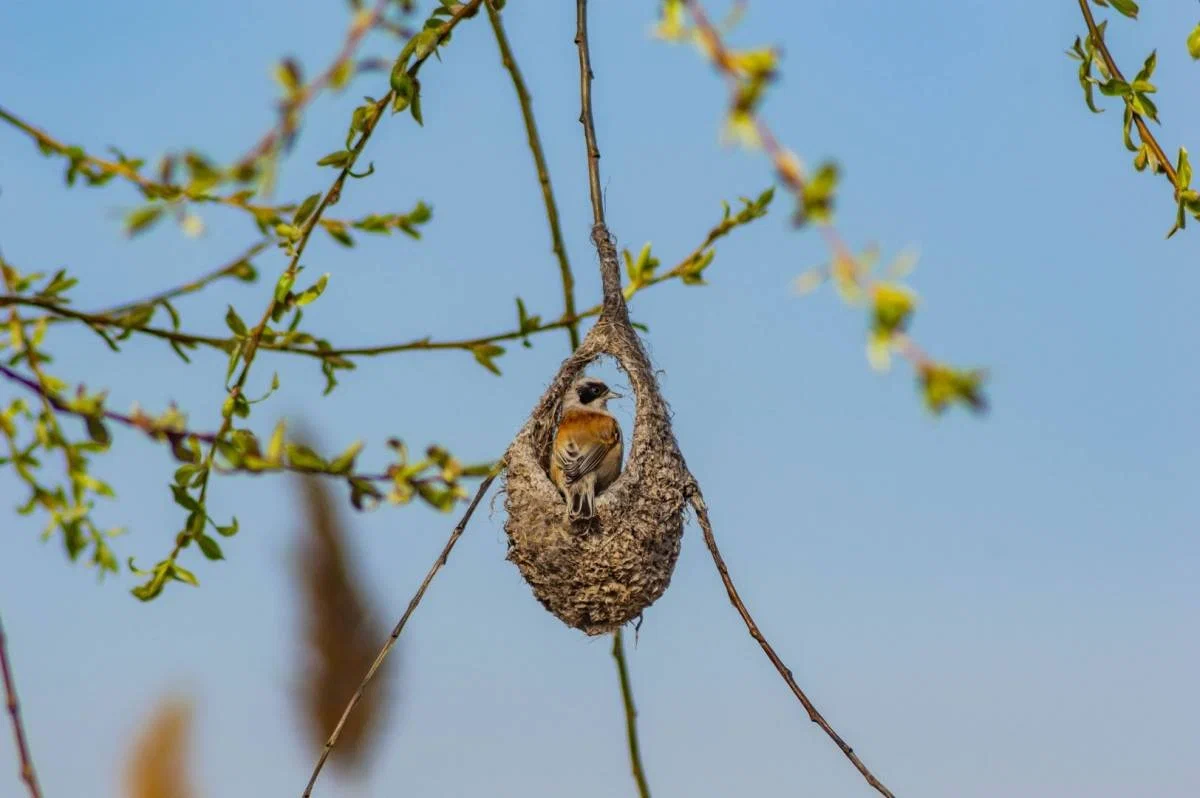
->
[550, 408, 623, 519]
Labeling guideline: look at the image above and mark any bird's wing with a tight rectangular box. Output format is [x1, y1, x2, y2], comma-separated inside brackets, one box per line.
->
[556, 412, 620, 483]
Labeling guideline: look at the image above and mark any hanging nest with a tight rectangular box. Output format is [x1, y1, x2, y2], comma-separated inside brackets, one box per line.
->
[503, 227, 690, 635]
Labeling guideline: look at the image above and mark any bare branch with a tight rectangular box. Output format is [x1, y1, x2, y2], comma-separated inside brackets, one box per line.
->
[687, 486, 896, 798]
[575, 0, 606, 230]
[302, 471, 498, 797]
[0, 615, 42, 798]
[612, 630, 652, 798]
[485, 0, 580, 350]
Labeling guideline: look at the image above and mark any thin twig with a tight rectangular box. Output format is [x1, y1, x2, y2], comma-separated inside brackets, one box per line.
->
[687, 487, 896, 798]
[612, 630, 652, 798]
[232, 0, 396, 173]
[485, 0, 580, 350]
[94, 240, 269, 319]
[0, 225, 730, 362]
[0, 105, 302, 223]
[0, 361, 486, 489]
[0, 615, 42, 798]
[575, 0, 606, 229]
[17, 240, 269, 330]
[575, 0, 627, 316]
[1076, 0, 1178, 189]
[301, 472, 497, 797]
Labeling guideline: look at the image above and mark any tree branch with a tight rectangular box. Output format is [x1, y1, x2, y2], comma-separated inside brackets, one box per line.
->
[1075, 0, 1178, 189]
[687, 486, 896, 798]
[0, 362, 488, 492]
[485, 0, 580, 350]
[575, 0, 605, 230]
[302, 471, 497, 797]
[0, 616, 42, 798]
[0, 208, 747, 364]
[612, 629, 652, 798]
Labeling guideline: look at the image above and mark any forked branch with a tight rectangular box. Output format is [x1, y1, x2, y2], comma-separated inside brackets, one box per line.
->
[687, 487, 896, 798]
[0, 616, 42, 798]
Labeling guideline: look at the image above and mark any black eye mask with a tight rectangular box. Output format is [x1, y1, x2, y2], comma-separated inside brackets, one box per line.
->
[577, 382, 607, 405]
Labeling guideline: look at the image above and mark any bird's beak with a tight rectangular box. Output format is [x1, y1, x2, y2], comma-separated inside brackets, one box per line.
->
[607, 389, 623, 400]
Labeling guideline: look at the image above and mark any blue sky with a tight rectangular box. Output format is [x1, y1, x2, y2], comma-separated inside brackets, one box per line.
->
[1, 1, 1197, 796]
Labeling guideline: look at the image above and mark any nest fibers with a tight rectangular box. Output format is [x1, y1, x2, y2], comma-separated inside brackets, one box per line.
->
[503, 228, 690, 635]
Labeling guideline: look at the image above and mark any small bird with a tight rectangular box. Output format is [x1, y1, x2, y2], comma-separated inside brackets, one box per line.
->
[550, 375, 624, 520]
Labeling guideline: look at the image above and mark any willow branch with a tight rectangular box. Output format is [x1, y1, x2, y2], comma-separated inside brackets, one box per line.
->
[0, 362, 488, 489]
[485, 0, 580, 350]
[0, 616, 42, 798]
[302, 472, 497, 797]
[612, 630, 652, 798]
[687, 486, 896, 798]
[0, 107, 358, 230]
[1, 259, 79, 514]
[15, 240, 268, 331]
[1076, 0, 1178, 189]
[232, 0, 397, 173]
[0, 216, 735, 362]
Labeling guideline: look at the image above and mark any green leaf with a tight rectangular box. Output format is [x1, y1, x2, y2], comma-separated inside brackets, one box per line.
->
[170, 484, 201, 512]
[317, 150, 352, 168]
[292, 193, 321, 226]
[196, 534, 224, 561]
[329, 440, 364, 474]
[286, 443, 327, 471]
[215, 517, 239, 537]
[294, 273, 329, 306]
[274, 271, 296, 302]
[1101, 0, 1138, 19]
[85, 416, 111, 447]
[1098, 79, 1130, 97]
[224, 305, 247, 336]
[170, 563, 199, 587]
[125, 205, 164, 237]
[471, 343, 504, 375]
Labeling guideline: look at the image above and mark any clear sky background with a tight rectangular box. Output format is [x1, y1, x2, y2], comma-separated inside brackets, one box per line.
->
[2, 1, 1198, 796]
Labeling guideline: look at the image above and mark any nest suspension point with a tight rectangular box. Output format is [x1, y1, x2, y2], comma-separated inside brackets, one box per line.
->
[502, 227, 691, 635]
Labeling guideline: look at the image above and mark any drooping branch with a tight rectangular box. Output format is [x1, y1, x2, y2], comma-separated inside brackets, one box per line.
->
[486, 0, 580, 350]
[302, 471, 498, 797]
[0, 203, 758, 365]
[687, 486, 896, 798]
[0, 362, 489, 494]
[612, 630, 652, 798]
[1075, 0, 1177, 189]
[0, 616, 42, 798]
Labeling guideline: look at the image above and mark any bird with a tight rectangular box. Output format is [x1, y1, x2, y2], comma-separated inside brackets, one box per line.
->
[550, 375, 624, 520]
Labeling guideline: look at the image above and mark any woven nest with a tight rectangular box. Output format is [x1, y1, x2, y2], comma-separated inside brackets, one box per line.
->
[502, 229, 690, 635]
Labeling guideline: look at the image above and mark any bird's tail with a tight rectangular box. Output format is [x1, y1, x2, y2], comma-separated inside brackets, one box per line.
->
[566, 474, 597, 520]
